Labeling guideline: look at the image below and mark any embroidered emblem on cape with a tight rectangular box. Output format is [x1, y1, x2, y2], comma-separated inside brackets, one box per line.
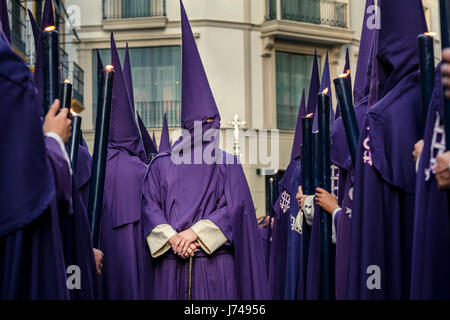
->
[280, 190, 291, 214]
[425, 112, 446, 181]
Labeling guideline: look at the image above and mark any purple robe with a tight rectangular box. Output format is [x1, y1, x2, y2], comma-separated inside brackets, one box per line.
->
[410, 68, 450, 299]
[0, 36, 68, 299]
[98, 34, 149, 300]
[142, 147, 268, 299]
[347, 0, 427, 300]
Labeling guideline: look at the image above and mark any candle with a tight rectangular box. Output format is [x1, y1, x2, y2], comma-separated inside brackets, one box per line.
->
[334, 74, 360, 166]
[68, 110, 82, 172]
[317, 88, 332, 300]
[312, 131, 319, 190]
[440, 0, 450, 150]
[418, 33, 435, 133]
[265, 173, 278, 274]
[301, 115, 314, 195]
[42, 26, 60, 115]
[60, 79, 73, 113]
[88, 65, 115, 247]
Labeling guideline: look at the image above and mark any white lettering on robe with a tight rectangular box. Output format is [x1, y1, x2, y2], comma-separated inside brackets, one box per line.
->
[345, 187, 353, 219]
[363, 126, 373, 166]
[331, 164, 339, 198]
[425, 112, 446, 181]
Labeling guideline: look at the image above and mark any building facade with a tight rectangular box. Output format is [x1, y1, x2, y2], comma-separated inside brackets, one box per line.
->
[60, 0, 441, 217]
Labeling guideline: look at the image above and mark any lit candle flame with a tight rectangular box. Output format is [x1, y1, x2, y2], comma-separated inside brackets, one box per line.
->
[44, 26, 56, 32]
[339, 69, 351, 78]
[425, 32, 436, 37]
[105, 65, 114, 72]
[322, 87, 329, 95]
[306, 113, 314, 118]
[64, 78, 71, 84]
[70, 108, 77, 117]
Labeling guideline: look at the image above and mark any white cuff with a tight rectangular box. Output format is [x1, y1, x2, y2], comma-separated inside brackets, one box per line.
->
[45, 132, 72, 175]
[415, 154, 421, 173]
[304, 195, 315, 226]
[146, 224, 177, 258]
[293, 209, 303, 235]
[331, 208, 341, 244]
[191, 219, 228, 255]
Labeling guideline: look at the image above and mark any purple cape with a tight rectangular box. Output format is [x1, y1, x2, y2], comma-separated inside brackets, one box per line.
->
[0, 35, 68, 299]
[410, 68, 450, 299]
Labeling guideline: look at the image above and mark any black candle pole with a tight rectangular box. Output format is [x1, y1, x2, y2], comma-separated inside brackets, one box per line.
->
[88, 65, 115, 248]
[317, 90, 332, 300]
[60, 79, 73, 113]
[265, 173, 278, 275]
[42, 26, 60, 115]
[334, 76, 359, 166]
[68, 114, 82, 172]
[418, 33, 435, 134]
[312, 131, 319, 190]
[301, 116, 314, 195]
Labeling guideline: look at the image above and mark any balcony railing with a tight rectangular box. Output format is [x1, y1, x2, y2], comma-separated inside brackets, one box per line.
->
[135, 100, 180, 128]
[103, 0, 166, 19]
[59, 47, 69, 80]
[266, 0, 348, 28]
[9, 0, 27, 56]
[71, 62, 84, 105]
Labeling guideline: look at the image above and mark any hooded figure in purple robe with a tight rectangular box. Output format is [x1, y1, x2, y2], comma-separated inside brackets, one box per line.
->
[98, 33, 149, 300]
[330, 0, 375, 300]
[305, 52, 335, 300]
[410, 67, 450, 299]
[137, 112, 158, 163]
[347, 0, 427, 299]
[0, 30, 69, 300]
[283, 90, 308, 300]
[159, 113, 171, 153]
[141, 1, 268, 300]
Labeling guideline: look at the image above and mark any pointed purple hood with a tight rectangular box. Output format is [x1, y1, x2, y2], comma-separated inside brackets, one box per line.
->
[123, 43, 135, 111]
[159, 113, 171, 153]
[313, 51, 332, 130]
[291, 89, 306, 160]
[137, 112, 158, 159]
[109, 33, 145, 160]
[27, 9, 40, 50]
[41, 0, 55, 29]
[353, 0, 375, 103]
[152, 131, 157, 149]
[180, 0, 220, 130]
[0, 0, 11, 45]
[376, 0, 427, 99]
[306, 50, 320, 115]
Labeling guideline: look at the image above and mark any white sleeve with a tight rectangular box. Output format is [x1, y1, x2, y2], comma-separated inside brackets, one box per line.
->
[331, 208, 341, 244]
[293, 209, 303, 235]
[304, 195, 315, 226]
[146, 224, 177, 258]
[415, 154, 421, 173]
[45, 132, 73, 175]
[191, 219, 228, 255]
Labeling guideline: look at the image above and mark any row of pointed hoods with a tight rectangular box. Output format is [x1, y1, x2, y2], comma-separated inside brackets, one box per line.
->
[3, 0, 429, 165]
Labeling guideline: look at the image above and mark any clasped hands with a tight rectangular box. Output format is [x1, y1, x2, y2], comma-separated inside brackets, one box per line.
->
[168, 228, 200, 259]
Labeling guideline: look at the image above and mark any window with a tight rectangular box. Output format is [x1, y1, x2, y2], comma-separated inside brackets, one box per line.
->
[276, 51, 320, 130]
[92, 46, 181, 128]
